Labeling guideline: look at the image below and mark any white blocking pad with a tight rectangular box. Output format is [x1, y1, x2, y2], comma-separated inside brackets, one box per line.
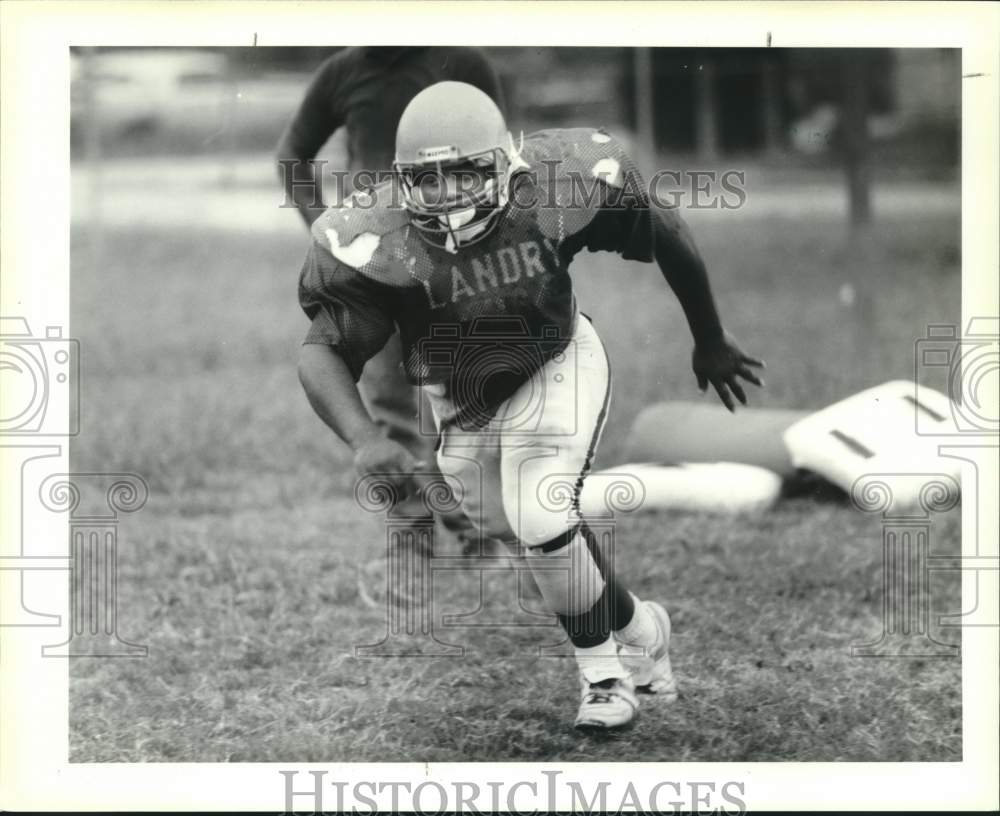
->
[579, 462, 782, 517]
[782, 380, 963, 508]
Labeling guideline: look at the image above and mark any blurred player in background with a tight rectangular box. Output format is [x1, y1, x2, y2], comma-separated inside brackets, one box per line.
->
[296, 82, 764, 729]
[276, 48, 506, 606]
[277, 47, 504, 226]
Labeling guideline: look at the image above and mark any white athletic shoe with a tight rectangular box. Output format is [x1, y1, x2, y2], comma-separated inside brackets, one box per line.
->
[619, 601, 679, 700]
[574, 675, 639, 730]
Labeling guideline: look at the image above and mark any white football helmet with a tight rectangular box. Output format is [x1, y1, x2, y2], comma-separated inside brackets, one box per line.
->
[394, 81, 524, 250]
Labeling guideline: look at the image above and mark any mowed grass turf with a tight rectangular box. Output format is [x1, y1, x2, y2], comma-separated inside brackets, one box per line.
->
[69, 212, 962, 762]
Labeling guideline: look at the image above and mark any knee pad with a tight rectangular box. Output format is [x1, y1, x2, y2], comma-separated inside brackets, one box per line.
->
[523, 527, 604, 617]
[500, 448, 594, 548]
[501, 487, 581, 548]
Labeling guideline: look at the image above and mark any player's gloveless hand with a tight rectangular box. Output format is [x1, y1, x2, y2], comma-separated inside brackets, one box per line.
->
[353, 437, 423, 502]
[692, 332, 766, 412]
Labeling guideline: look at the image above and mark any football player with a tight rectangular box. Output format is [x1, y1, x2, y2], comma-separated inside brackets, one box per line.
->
[297, 82, 764, 729]
[277, 48, 506, 607]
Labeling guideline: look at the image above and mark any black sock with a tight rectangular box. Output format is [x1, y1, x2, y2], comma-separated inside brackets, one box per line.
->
[580, 520, 635, 628]
[557, 522, 635, 647]
[559, 582, 612, 648]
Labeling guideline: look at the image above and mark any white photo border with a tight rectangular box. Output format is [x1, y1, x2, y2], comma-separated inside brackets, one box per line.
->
[1, 0, 997, 811]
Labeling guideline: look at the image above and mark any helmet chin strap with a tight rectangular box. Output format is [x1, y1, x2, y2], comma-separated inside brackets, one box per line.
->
[437, 177, 499, 251]
[440, 207, 477, 230]
[440, 207, 488, 253]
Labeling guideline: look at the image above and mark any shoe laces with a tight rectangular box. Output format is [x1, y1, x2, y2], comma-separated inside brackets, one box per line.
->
[583, 677, 620, 705]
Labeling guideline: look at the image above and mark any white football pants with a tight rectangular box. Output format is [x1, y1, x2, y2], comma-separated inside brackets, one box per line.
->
[426, 313, 611, 546]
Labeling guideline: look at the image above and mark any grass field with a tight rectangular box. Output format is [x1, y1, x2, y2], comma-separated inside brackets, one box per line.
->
[69, 209, 962, 762]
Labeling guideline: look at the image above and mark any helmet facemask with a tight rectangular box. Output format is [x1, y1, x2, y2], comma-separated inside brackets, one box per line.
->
[395, 136, 521, 252]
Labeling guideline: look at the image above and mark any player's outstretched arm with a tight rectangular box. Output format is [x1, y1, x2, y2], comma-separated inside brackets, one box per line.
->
[651, 208, 765, 411]
[297, 343, 420, 492]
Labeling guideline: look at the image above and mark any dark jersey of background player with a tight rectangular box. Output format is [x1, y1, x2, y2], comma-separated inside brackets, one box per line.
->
[276, 46, 505, 226]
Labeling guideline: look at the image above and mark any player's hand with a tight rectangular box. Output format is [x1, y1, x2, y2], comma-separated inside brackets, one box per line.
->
[353, 438, 423, 501]
[692, 332, 765, 412]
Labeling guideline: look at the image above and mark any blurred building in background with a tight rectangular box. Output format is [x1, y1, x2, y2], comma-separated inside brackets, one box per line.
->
[489, 47, 958, 171]
[71, 46, 959, 177]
